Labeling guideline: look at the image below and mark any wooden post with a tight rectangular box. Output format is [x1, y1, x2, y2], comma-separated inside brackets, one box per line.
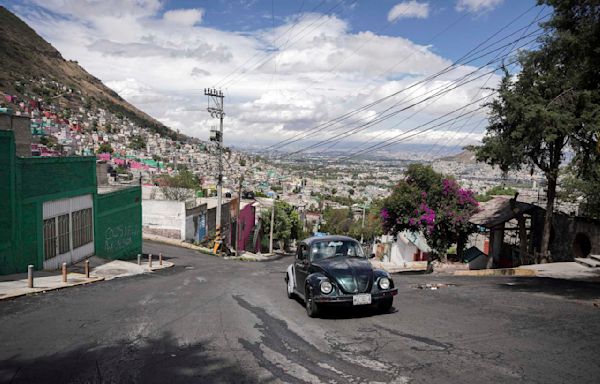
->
[159, 253, 163, 266]
[85, 260, 90, 278]
[62, 262, 67, 283]
[148, 253, 153, 268]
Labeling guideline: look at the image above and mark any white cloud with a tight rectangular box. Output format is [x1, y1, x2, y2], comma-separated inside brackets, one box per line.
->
[455, 0, 504, 13]
[27, 0, 162, 19]
[387, 1, 430, 22]
[163, 8, 204, 26]
[11, 2, 501, 151]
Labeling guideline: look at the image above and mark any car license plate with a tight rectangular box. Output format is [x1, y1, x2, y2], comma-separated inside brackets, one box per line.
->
[353, 293, 372, 306]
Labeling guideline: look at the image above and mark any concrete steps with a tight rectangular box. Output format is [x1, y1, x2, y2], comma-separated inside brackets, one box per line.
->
[575, 257, 600, 268]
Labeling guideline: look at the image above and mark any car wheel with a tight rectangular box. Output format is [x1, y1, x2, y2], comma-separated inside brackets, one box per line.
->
[378, 298, 393, 313]
[286, 273, 295, 299]
[305, 287, 320, 318]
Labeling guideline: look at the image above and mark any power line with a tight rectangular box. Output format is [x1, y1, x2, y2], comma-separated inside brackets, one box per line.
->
[264, 10, 548, 152]
[218, 0, 349, 89]
[259, 9, 475, 151]
[212, 0, 327, 89]
[338, 93, 497, 162]
[279, 29, 542, 157]
[427, 5, 547, 158]
[285, 66, 502, 157]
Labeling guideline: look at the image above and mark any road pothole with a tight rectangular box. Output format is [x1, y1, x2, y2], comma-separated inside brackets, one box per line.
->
[413, 283, 455, 290]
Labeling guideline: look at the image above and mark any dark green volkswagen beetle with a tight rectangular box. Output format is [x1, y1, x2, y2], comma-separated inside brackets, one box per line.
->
[285, 235, 397, 317]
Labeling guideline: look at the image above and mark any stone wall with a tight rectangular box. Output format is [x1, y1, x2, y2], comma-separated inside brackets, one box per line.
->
[550, 214, 600, 261]
[0, 114, 31, 157]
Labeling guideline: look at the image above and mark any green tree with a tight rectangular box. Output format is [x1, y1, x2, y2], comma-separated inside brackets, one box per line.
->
[321, 208, 353, 235]
[97, 143, 113, 154]
[476, 185, 517, 202]
[559, 169, 600, 218]
[260, 201, 301, 250]
[128, 135, 147, 150]
[475, 0, 600, 261]
[159, 170, 200, 201]
[381, 164, 478, 262]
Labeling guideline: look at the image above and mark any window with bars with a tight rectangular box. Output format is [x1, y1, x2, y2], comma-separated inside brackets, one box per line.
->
[72, 208, 93, 249]
[43, 218, 57, 261]
[58, 214, 70, 254]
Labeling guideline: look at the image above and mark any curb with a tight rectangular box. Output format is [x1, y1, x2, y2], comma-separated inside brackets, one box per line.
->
[143, 234, 214, 255]
[0, 274, 105, 301]
[453, 268, 537, 277]
[143, 233, 290, 262]
[223, 253, 287, 262]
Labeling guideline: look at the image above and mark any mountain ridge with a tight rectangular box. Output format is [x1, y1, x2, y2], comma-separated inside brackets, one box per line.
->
[0, 6, 184, 141]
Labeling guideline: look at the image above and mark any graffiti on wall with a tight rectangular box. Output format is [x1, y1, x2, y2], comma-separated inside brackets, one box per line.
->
[104, 224, 140, 253]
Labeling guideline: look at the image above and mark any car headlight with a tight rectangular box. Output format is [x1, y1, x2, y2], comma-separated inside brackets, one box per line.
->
[378, 277, 390, 290]
[320, 280, 333, 294]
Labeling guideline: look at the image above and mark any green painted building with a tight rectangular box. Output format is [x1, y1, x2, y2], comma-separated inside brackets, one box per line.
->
[0, 129, 142, 275]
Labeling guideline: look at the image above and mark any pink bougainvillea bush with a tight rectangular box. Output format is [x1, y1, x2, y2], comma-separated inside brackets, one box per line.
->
[381, 164, 479, 260]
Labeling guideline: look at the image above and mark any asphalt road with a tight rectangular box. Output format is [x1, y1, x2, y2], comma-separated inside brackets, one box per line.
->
[1, 241, 600, 384]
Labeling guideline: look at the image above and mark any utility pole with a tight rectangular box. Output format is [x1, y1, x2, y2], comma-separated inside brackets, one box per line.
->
[205, 88, 225, 249]
[236, 175, 243, 256]
[361, 204, 366, 243]
[269, 199, 275, 254]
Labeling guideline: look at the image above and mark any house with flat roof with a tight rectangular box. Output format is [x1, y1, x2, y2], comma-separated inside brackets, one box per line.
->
[0, 117, 142, 275]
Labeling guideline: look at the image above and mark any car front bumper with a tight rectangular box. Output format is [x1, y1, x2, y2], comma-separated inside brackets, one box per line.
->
[313, 288, 398, 304]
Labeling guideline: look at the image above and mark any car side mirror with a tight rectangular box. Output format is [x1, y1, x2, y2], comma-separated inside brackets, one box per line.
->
[369, 253, 376, 259]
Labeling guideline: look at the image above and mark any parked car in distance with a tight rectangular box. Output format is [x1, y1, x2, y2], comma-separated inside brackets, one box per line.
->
[285, 235, 398, 317]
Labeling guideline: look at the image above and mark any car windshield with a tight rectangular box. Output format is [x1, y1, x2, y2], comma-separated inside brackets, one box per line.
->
[310, 240, 365, 261]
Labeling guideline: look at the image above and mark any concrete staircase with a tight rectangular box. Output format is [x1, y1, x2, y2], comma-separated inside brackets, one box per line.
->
[575, 254, 600, 268]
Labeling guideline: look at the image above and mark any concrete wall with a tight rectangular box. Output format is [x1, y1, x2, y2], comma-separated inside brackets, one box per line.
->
[551, 214, 600, 261]
[95, 187, 142, 260]
[96, 162, 109, 186]
[142, 200, 185, 240]
[185, 204, 207, 243]
[206, 201, 231, 239]
[0, 114, 31, 157]
[390, 236, 414, 264]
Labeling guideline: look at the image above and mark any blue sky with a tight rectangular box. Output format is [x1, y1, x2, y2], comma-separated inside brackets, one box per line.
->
[2, 0, 543, 157]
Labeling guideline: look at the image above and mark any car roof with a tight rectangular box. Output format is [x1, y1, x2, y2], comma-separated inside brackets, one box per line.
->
[301, 235, 359, 246]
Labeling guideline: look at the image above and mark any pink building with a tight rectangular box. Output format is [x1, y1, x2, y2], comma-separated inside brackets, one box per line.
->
[235, 201, 260, 252]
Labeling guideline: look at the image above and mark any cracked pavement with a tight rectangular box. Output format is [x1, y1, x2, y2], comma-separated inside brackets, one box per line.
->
[1, 241, 599, 383]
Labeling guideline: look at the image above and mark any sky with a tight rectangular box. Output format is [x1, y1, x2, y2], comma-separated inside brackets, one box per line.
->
[3, 0, 544, 157]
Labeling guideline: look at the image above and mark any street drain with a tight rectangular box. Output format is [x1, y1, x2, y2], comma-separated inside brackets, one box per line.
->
[414, 283, 455, 290]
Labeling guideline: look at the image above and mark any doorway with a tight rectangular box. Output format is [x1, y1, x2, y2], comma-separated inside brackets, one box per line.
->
[572, 232, 592, 259]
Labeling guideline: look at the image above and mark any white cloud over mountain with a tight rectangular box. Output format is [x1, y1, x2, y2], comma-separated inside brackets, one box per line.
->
[13, 1, 500, 153]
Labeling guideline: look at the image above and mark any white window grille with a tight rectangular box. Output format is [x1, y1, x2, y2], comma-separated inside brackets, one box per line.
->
[43, 218, 57, 261]
[72, 208, 93, 249]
